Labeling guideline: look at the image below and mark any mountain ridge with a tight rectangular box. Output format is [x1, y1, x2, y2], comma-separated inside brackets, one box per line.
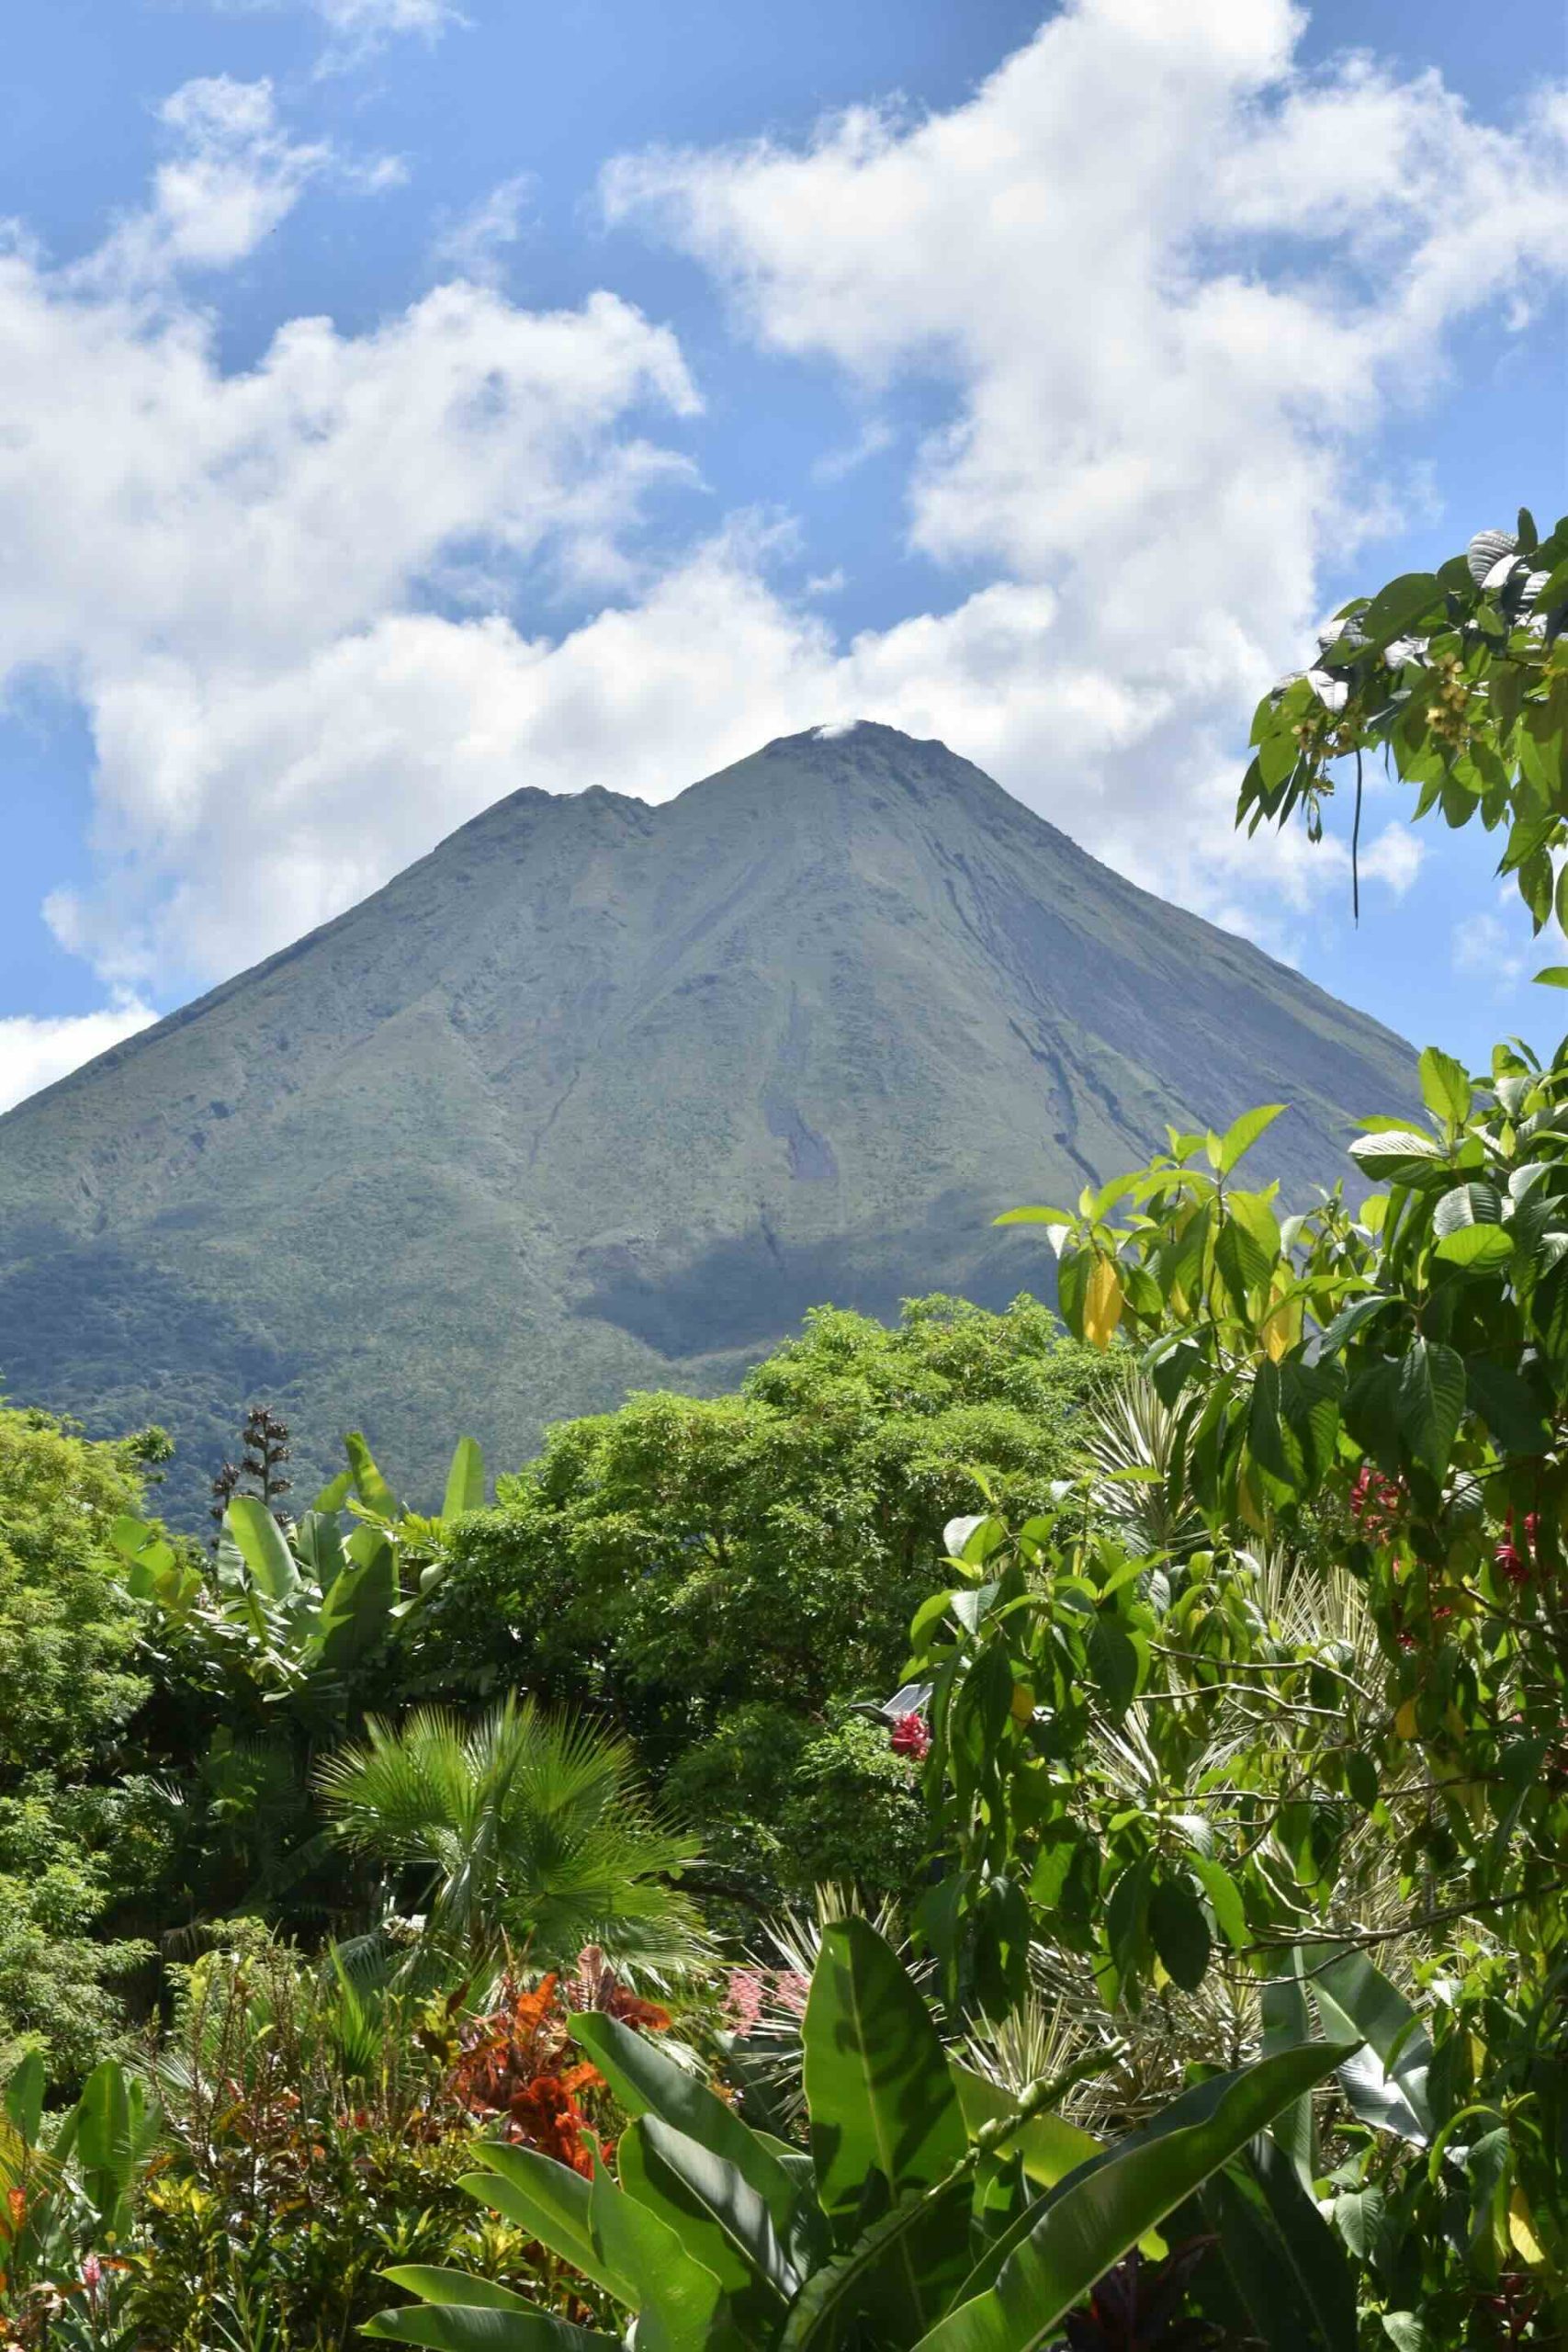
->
[0, 723, 1415, 1516]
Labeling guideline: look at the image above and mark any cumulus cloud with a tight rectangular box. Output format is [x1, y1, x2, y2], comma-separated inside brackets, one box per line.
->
[604, 0, 1566, 911]
[0, 1001, 158, 1116]
[80, 76, 331, 286]
[6, 7, 1566, 1024]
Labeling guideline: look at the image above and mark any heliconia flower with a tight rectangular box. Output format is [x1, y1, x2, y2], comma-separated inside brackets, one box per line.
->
[81, 2254, 103, 2307]
[890, 1711, 931, 1760]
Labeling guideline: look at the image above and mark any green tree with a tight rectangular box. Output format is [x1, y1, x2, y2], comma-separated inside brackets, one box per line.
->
[0, 1406, 164, 2076]
[412, 1297, 1100, 1899]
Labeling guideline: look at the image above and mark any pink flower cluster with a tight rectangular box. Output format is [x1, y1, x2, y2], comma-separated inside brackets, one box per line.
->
[1349, 1465, 1404, 1541]
[889, 1711, 931, 1761]
[721, 1965, 812, 2035]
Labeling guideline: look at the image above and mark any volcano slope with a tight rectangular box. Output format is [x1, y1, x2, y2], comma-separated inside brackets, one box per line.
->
[0, 723, 1413, 1516]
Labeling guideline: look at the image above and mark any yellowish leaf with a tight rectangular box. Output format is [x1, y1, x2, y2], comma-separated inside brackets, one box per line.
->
[1084, 1256, 1124, 1351]
[1260, 1291, 1302, 1361]
[1394, 1699, 1419, 1741]
[1010, 1681, 1035, 1724]
[1509, 2188, 1544, 2266]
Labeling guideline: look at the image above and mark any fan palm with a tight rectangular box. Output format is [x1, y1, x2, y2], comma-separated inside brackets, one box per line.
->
[316, 1695, 706, 1984]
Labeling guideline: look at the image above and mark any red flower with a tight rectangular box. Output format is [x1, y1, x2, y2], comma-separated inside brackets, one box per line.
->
[890, 1711, 931, 1761]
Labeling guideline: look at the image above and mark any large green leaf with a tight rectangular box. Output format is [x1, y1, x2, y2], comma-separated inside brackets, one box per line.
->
[617, 2116, 794, 2330]
[1259, 1957, 1315, 2193]
[443, 1435, 487, 1518]
[803, 1917, 966, 2240]
[571, 2009, 798, 2240]
[1395, 1336, 1465, 1476]
[461, 2145, 631, 2302]
[365, 2304, 610, 2349]
[1196, 2139, 1359, 2352]
[777, 2179, 974, 2351]
[911, 2041, 1354, 2352]
[4, 2051, 45, 2150]
[225, 1494, 299, 1600]
[378, 2272, 541, 2313]
[1216, 1104, 1286, 1178]
[586, 2157, 732, 2351]
[1309, 1950, 1433, 2144]
[344, 1429, 400, 1520]
[313, 1536, 397, 1668]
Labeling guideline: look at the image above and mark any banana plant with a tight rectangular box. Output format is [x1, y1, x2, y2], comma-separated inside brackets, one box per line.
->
[1, 2052, 160, 2314]
[366, 1917, 1353, 2351]
[109, 1430, 485, 1689]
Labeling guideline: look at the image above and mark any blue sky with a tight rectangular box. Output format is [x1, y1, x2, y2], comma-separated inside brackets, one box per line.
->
[0, 0, 1562, 1110]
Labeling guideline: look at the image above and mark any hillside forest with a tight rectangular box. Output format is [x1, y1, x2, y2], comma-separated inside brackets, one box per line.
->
[3, 514, 1568, 2351]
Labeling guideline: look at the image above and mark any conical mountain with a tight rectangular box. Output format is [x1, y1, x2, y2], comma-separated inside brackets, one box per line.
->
[0, 723, 1412, 1516]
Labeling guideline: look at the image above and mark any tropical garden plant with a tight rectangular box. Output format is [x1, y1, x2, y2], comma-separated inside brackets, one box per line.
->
[316, 1695, 707, 1988]
[907, 510, 1568, 2339]
[367, 1915, 1350, 2351]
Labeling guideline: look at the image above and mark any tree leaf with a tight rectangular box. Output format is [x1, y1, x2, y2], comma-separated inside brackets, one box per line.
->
[1217, 1104, 1286, 1178]
[911, 2042, 1355, 2352]
[225, 1494, 299, 1600]
[1417, 1047, 1471, 1128]
[803, 1917, 966, 2243]
[1348, 1131, 1450, 1184]
[1395, 1337, 1465, 1476]
[442, 1436, 486, 1520]
[1433, 1226, 1513, 1271]
[1149, 1874, 1211, 1992]
[1464, 1358, 1551, 1455]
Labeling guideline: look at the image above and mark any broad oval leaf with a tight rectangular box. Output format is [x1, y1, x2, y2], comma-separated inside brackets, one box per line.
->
[365, 2305, 611, 2349]
[803, 1917, 966, 2240]
[570, 2010, 798, 2241]
[225, 1494, 299, 1600]
[443, 1435, 486, 1519]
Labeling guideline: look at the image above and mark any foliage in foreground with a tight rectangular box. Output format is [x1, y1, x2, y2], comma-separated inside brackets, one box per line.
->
[367, 1916, 1348, 2352]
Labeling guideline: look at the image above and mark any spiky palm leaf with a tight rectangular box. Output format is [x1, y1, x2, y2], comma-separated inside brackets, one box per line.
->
[316, 1695, 706, 1981]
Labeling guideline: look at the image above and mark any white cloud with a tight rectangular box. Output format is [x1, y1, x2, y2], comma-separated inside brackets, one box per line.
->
[603, 0, 1567, 915]
[207, 0, 460, 46]
[0, 1001, 158, 1115]
[431, 175, 534, 286]
[1453, 899, 1534, 993]
[6, 12, 1566, 1019]
[84, 78, 330, 286]
[0, 102, 698, 986]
